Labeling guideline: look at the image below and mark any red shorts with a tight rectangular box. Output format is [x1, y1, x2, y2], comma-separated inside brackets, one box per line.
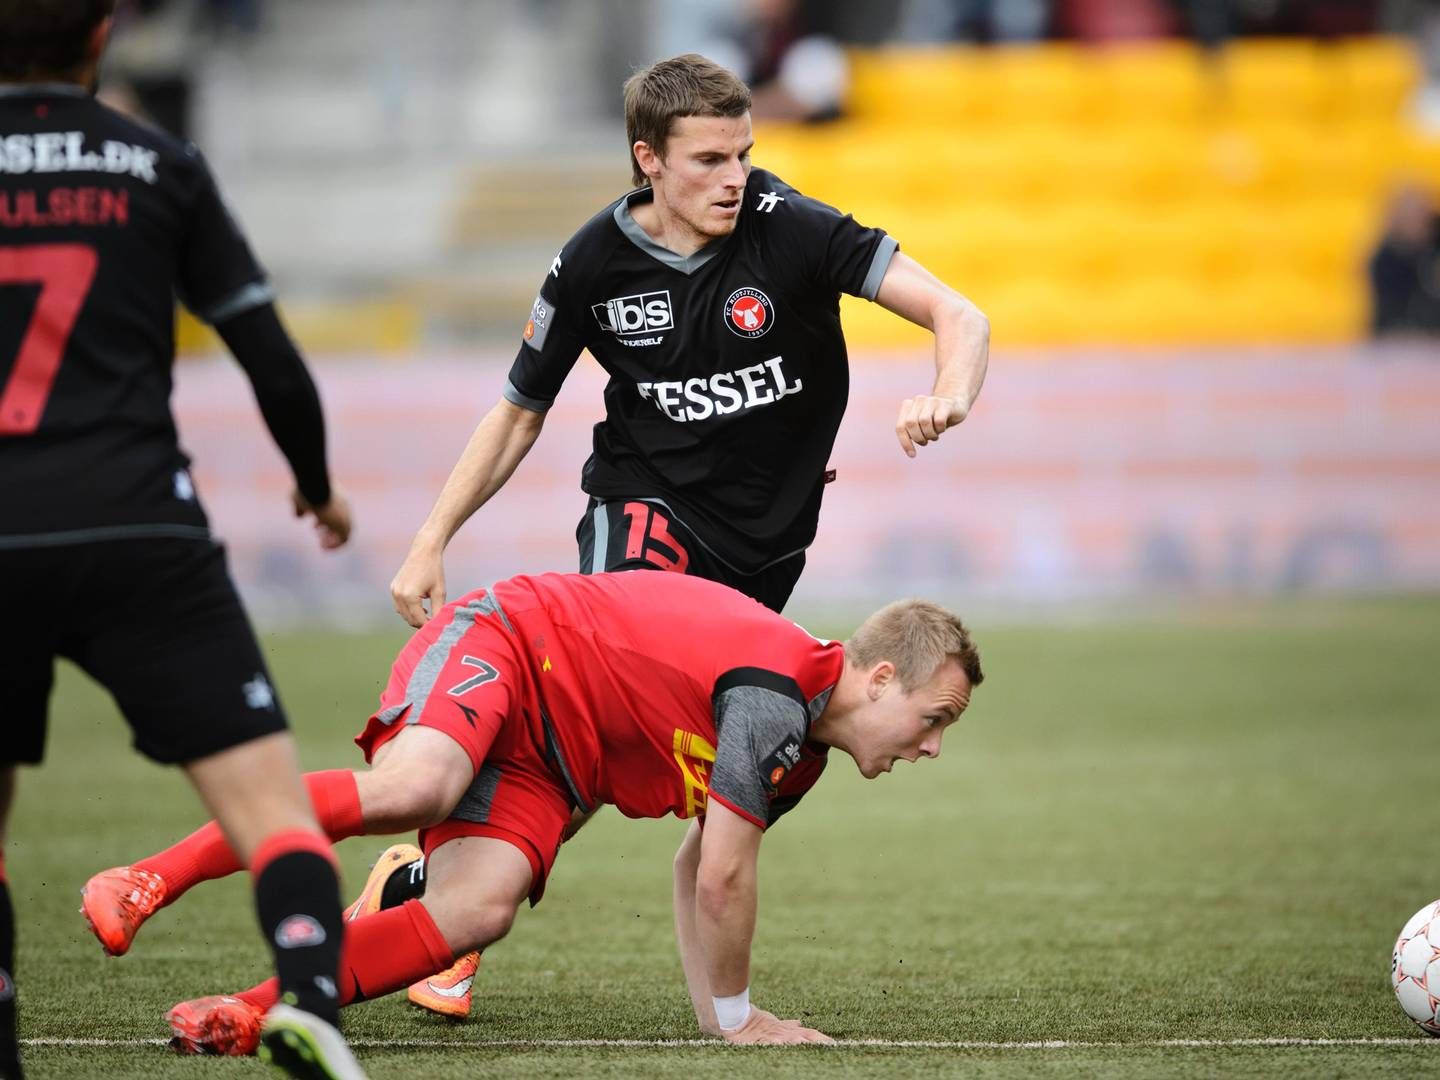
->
[354, 588, 573, 902]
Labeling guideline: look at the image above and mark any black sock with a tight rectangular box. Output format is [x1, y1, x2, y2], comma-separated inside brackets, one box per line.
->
[379, 857, 426, 911]
[0, 876, 21, 1079]
[254, 852, 344, 1028]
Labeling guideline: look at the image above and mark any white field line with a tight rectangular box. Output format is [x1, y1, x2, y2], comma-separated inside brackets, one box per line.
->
[19, 1036, 1440, 1050]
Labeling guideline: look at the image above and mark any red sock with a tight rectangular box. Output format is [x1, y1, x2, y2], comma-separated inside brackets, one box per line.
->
[136, 770, 363, 905]
[236, 899, 453, 1012]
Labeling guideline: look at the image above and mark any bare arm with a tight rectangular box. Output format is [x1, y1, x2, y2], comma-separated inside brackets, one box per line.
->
[873, 251, 990, 457]
[673, 820, 720, 1035]
[390, 397, 546, 626]
[695, 801, 833, 1044]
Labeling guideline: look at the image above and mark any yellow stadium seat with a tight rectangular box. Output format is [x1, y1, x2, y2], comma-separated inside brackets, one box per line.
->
[1216, 39, 1331, 124]
[1088, 43, 1218, 125]
[846, 47, 999, 127]
[1332, 36, 1423, 124]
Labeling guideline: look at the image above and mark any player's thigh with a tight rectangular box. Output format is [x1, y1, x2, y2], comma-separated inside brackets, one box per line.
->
[576, 498, 698, 575]
[355, 587, 526, 780]
[0, 546, 95, 765]
[423, 755, 573, 908]
[67, 539, 288, 764]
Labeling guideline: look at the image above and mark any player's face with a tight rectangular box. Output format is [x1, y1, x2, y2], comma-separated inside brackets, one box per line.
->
[652, 113, 754, 243]
[852, 658, 972, 780]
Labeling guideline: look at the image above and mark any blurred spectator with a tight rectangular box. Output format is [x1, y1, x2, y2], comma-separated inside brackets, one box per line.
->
[1385, 1, 1440, 133]
[1368, 185, 1440, 336]
[697, 0, 850, 123]
[898, 0, 1051, 43]
[101, 0, 197, 137]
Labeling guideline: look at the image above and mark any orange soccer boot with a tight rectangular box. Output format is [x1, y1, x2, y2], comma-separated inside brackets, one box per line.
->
[342, 843, 423, 923]
[407, 951, 480, 1019]
[166, 994, 265, 1056]
[79, 866, 167, 956]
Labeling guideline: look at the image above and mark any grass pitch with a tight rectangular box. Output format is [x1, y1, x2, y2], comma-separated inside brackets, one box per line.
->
[11, 597, 1440, 1077]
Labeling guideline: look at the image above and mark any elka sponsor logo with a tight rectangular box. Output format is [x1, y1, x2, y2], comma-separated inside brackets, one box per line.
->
[636, 355, 802, 423]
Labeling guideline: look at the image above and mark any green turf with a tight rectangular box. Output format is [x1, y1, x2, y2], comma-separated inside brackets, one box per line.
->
[10, 597, 1440, 1077]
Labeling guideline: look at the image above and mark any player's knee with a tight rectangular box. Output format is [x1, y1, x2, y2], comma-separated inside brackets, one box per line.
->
[428, 895, 517, 954]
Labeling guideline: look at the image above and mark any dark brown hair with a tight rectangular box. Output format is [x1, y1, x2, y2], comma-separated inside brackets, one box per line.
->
[0, 0, 115, 81]
[622, 53, 751, 187]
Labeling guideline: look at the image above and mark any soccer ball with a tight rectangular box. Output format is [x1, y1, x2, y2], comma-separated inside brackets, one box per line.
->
[1392, 899, 1440, 1036]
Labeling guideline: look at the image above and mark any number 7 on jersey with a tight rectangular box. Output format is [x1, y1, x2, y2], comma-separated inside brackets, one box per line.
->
[0, 243, 99, 435]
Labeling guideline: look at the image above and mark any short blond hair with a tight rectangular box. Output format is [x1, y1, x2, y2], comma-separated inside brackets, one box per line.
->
[845, 600, 984, 692]
[623, 53, 752, 187]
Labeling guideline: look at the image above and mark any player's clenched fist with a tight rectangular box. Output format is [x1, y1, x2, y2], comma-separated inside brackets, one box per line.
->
[721, 1008, 835, 1045]
[896, 394, 967, 458]
[390, 546, 447, 628]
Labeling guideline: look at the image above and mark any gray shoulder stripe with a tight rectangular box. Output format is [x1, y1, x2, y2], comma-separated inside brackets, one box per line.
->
[396, 594, 492, 725]
[860, 234, 899, 301]
[200, 281, 276, 325]
[503, 379, 553, 414]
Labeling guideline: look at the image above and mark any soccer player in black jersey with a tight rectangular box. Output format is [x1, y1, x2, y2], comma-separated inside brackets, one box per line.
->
[390, 52, 990, 625]
[0, 3, 363, 1077]
[376, 53, 989, 1021]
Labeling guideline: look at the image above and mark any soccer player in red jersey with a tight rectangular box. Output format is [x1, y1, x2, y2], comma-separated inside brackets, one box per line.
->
[82, 570, 983, 1048]
[1, 3, 362, 1076]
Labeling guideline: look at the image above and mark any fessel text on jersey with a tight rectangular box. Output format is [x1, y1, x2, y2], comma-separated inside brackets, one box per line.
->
[635, 355, 802, 423]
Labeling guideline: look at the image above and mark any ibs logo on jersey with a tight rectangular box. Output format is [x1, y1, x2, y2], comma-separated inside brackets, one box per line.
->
[724, 287, 773, 338]
[593, 290, 673, 337]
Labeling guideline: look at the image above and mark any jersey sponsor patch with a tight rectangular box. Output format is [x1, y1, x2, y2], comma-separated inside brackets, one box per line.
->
[761, 736, 803, 793]
[524, 295, 555, 350]
[724, 287, 773, 338]
[592, 290, 673, 337]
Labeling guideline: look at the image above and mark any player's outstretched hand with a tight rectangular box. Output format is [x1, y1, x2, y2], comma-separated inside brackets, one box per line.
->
[293, 489, 352, 550]
[721, 1008, 835, 1045]
[391, 545, 446, 628]
[896, 394, 966, 458]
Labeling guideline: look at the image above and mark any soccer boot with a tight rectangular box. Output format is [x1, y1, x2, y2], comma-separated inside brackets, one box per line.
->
[166, 994, 264, 1056]
[342, 843, 423, 923]
[407, 951, 480, 1018]
[259, 1003, 368, 1080]
[79, 866, 167, 957]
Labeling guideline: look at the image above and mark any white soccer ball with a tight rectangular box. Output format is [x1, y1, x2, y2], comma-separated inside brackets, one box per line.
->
[1392, 899, 1440, 1036]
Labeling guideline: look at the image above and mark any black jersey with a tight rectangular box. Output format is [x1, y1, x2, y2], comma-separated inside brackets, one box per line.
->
[505, 167, 897, 574]
[0, 84, 276, 541]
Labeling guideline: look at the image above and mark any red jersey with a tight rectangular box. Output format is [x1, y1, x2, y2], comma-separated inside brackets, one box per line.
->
[488, 571, 842, 828]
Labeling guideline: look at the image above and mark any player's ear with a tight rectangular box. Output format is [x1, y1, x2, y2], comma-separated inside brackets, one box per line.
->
[633, 140, 663, 182]
[867, 661, 896, 700]
[87, 17, 113, 65]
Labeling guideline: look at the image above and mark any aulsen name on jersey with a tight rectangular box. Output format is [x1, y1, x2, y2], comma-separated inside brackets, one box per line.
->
[0, 131, 159, 183]
[635, 355, 803, 423]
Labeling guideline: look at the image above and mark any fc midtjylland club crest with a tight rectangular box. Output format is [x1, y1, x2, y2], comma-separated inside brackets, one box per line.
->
[724, 287, 774, 338]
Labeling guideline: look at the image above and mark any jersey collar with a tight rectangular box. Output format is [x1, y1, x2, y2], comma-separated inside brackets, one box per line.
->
[0, 82, 89, 98]
[613, 188, 732, 276]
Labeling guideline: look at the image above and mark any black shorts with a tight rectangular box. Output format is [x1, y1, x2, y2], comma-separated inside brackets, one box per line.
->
[0, 537, 289, 766]
[574, 498, 805, 614]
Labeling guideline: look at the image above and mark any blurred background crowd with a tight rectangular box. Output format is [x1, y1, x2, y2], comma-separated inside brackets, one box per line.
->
[72, 0, 1440, 622]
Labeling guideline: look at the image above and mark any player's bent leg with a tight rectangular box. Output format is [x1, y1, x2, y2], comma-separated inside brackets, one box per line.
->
[80, 726, 474, 957]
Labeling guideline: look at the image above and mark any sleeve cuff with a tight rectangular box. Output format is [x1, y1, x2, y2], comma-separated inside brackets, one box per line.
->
[705, 790, 767, 830]
[503, 379, 553, 413]
[195, 280, 276, 325]
[859, 234, 899, 301]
